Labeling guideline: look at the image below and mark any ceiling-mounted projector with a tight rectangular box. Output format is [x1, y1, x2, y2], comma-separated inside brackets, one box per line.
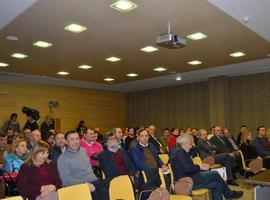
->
[156, 23, 186, 49]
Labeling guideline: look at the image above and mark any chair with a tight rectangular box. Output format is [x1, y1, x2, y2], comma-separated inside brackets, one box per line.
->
[109, 175, 135, 200]
[58, 183, 92, 200]
[3, 197, 23, 200]
[159, 154, 170, 164]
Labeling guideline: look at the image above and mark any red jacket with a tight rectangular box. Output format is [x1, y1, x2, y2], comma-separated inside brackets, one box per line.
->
[167, 134, 179, 150]
[18, 162, 61, 200]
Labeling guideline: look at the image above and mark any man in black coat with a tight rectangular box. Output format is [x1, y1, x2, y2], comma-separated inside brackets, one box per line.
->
[148, 125, 166, 154]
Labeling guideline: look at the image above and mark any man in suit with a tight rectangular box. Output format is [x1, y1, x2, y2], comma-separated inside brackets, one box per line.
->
[148, 125, 165, 154]
[197, 129, 238, 186]
[223, 128, 239, 151]
[170, 134, 243, 200]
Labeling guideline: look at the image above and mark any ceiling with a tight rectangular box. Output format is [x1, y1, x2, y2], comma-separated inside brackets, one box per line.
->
[0, 0, 270, 85]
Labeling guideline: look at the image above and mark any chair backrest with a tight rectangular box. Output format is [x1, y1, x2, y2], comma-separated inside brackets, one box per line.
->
[158, 168, 167, 188]
[3, 196, 24, 200]
[174, 177, 193, 196]
[58, 183, 92, 200]
[193, 156, 202, 165]
[148, 188, 170, 200]
[159, 154, 169, 164]
[248, 158, 263, 174]
[238, 150, 247, 170]
[109, 175, 135, 200]
[202, 155, 215, 166]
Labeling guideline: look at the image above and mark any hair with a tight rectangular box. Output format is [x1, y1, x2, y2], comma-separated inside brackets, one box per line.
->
[176, 134, 193, 146]
[164, 128, 170, 131]
[240, 129, 252, 145]
[240, 125, 247, 129]
[257, 126, 265, 133]
[9, 139, 26, 154]
[83, 127, 94, 135]
[10, 113, 18, 120]
[138, 128, 149, 136]
[78, 120, 85, 127]
[103, 132, 115, 145]
[171, 128, 179, 133]
[199, 129, 207, 136]
[25, 140, 50, 166]
[65, 130, 78, 140]
[127, 127, 134, 132]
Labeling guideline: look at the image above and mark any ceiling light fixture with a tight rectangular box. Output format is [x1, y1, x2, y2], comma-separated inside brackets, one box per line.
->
[78, 65, 92, 69]
[127, 73, 138, 77]
[187, 32, 207, 40]
[104, 77, 115, 81]
[230, 52, 245, 57]
[64, 24, 87, 33]
[11, 53, 28, 59]
[176, 76, 182, 81]
[154, 67, 167, 72]
[0, 62, 9, 67]
[57, 71, 70, 75]
[188, 60, 202, 65]
[110, 0, 138, 13]
[33, 41, 53, 48]
[105, 56, 121, 62]
[141, 46, 158, 53]
[6, 35, 18, 41]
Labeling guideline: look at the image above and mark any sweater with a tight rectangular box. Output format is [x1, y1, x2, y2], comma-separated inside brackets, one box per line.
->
[57, 147, 97, 187]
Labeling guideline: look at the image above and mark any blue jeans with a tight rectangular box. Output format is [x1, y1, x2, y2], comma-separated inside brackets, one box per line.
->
[193, 171, 232, 200]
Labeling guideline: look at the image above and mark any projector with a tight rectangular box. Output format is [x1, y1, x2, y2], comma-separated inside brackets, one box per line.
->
[156, 33, 186, 49]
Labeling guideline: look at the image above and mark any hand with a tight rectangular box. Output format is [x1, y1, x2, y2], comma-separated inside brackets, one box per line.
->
[199, 163, 210, 171]
[257, 156, 263, 160]
[161, 165, 169, 172]
[40, 190, 50, 199]
[228, 153, 235, 158]
[41, 184, 56, 193]
[160, 148, 165, 154]
[86, 183, 96, 192]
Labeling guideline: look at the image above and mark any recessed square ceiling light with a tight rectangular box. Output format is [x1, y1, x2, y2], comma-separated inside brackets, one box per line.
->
[230, 52, 245, 57]
[105, 56, 121, 62]
[188, 60, 202, 65]
[141, 46, 158, 53]
[64, 24, 87, 33]
[0, 62, 9, 67]
[153, 67, 167, 72]
[104, 77, 115, 81]
[78, 65, 92, 69]
[57, 71, 70, 75]
[11, 53, 28, 59]
[176, 76, 182, 81]
[33, 41, 53, 48]
[110, 0, 138, 13]
[127, 73, 138, 77]
[187, 32, 207, 40]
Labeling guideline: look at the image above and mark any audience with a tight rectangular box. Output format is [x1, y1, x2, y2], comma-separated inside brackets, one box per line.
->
[99, 132, 137, 180]
[3, 139, 28, 172]
[18, 140, 61, 200]
[6, 128, 15, 145]
[159, 128, 170, 147]
[2, 113, 20, 133]
[94, 127, 104, 144]
[112, 127, 125, 149]
[223, 128, 239, 151]
[0, 132, 7, 166]
[40, 115, 55, 141]
[124, 127, 136, 150]
[237, 125, 247, 145]
[57, 131, 108, 200]
[49, 132, 66, 163]
[45, 131, 55, 148]
[80, 128, 103, 178]
[167, 128, 179, 150]
[254, 126, 270, 157]
[148, 125, 165, 154]
[170, 134, 243, 200]
[27, 129, 42, 150]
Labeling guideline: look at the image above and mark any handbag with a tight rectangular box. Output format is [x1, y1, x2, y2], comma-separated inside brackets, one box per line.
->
[1, 171, 19, 196]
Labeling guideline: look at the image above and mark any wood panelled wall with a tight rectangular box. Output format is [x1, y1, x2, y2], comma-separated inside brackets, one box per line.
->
[0, 82, 125, 132]
[126, 72, 270, 135]
[126, 81, 210, 131]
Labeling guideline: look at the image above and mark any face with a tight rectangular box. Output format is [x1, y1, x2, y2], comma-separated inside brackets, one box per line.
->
[107, 135, 118, 148]
[84, 129, 97, 142]
[67, 132, 80, 151]
[258, 127, 266, 136]
[31, 130, 41, 143]
[240, 126, 246, 133]
[0, 136, 7, 150]
[223, 128, 230, 137]
[182, 140, 193, 152]
[55, 133, 66, 148]
[163, 129, 170, 137]
[23, 129, 32, 139]
[47, 135, 55, 145]
[172, 129, 179, 136]
[35, 150, 49, 164]
[138, 130, 149, 145]
[199, 130, 208, 140]
[115, 128, 123, 140]
[214, 126, 222, 136]
[94, 127, 100, 133]
[15, 141, 27, 156]
[148, 125, 156, 135]
[192, 129, 198, 136]
[129, 128, 134, 136]
[246, 132, 253, 141]
[7, 129, 14, 137]
[11, 115, 17, 122]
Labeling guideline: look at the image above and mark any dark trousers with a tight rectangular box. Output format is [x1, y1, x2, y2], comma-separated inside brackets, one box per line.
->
[214, 153, 234, 181]
[193, 171, 233, 200]
[91, 179, 109, 200]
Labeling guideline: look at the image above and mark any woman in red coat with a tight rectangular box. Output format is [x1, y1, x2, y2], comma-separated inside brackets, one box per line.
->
[18, 140, 61, 200]
[167, 128, 180, 150]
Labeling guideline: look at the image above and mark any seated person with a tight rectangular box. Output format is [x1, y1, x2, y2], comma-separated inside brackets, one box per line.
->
[49, 132, 66, 163]
[223, 128, 239, 151]
[148, 125, 166, 154]
[197, 129, 237, 186]
[167, 128, 179, 150]
[254, 126, 270, 157]
[27, 129, 41, 150]
[80, 128, 104, 178]
[99, 132, 137, 180]
[240, 129, 270, 168]
[170, 134, 243, 200]
[57, 131, 108, 200]
[0, 132, 7, 166]
[3, 139, 28, 172]
[129, 129, 168, 191]
[124, 127, 136, 150]
[44, 131, 55, 148]
[18, 140, 61, 200]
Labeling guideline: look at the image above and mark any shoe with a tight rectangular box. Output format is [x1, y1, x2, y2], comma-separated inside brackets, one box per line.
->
[231, 191, 244, 199]
[227, 180, 239, 186]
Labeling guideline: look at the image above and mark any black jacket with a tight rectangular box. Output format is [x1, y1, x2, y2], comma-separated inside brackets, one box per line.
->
[210, 135, 233, 154]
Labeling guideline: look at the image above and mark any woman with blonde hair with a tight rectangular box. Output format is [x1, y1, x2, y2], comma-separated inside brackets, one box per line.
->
[18, 140, 61, 200]
[3, 139, 28, 172]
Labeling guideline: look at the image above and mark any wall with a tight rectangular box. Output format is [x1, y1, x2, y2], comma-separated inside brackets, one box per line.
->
[126, 72, 270, 135]
[0, 82, 125, 132]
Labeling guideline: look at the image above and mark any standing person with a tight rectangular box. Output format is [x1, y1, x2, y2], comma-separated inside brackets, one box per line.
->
[2, 113, 20, 133]
[40, 115, 55, 141]
[57, 131, 108, 200]
[18, 140, 61, 200]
